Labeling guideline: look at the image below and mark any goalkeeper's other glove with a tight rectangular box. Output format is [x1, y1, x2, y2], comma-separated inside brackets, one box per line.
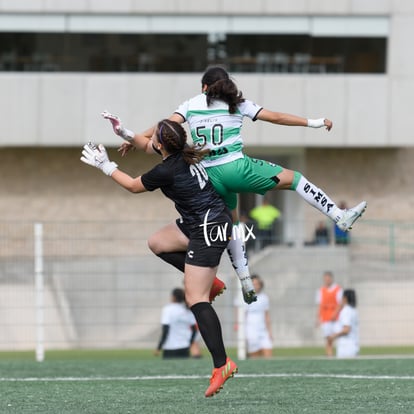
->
[101, 110, 135, 141]
[80, 142, 118, 176]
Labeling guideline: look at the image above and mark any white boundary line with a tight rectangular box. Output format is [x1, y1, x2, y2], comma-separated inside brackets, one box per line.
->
[0, 373, 413, 382]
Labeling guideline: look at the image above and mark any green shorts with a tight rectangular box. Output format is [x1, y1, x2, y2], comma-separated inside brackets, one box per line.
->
[205, 155, 283, 210]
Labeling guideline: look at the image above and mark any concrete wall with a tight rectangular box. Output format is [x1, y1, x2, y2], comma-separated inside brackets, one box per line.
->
[2, 245, 412, 350]
[0, 0, 397, 15]
[1, 146, 414, 233]
[0, 73, 406, 148]
[0, 2, 413, 148]
[303, 147, 414, 236]
[249, 245, 414, 347]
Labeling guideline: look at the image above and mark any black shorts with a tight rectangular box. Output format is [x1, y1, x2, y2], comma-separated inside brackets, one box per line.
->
[176, 210, 232, 268]
[162, 347, 190, 359]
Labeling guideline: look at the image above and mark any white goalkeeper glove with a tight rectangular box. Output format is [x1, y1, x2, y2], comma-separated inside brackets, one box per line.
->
[80, 142, 118, 176]
[101, 110, 135, 141]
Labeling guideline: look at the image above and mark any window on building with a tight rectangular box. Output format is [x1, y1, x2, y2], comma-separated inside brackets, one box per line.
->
[224, 34, 386, 73]
[0, 32, 386, 74]
[0, 33, 208, 72]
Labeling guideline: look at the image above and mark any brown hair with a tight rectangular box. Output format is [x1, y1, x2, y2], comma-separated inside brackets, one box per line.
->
[201, 66, 245, 114]
[156, 119, 209, 165]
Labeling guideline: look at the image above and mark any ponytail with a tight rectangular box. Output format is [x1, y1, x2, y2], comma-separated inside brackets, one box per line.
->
[201, 66, 245, 114]
[181, 145, 209, 165]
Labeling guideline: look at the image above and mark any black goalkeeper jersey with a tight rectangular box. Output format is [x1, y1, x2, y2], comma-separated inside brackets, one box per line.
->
[141, 152, 228, 226]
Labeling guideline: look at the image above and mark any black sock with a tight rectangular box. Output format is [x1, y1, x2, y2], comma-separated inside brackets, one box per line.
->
[156, 252, 186, 272]
[190, 302, 227, 368]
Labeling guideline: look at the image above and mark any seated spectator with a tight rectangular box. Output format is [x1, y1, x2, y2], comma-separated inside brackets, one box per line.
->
[314, 221, 330, 245]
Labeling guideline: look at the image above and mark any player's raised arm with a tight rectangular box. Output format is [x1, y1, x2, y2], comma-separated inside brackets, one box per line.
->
[101, 111, 156, 155]
[256, 108, 332, 131]
[80, 142, 147, 193]
[120, 112, 186, 156]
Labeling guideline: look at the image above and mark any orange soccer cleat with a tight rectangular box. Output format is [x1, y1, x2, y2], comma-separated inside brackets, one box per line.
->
[205, 357, 238, 397]
[209, 277, 226, 303]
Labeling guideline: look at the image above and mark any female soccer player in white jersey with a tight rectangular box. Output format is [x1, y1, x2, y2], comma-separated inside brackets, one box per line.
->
[154, 288, 197, 359]
[102, 66, 367, 304]
[237, 275, 273, 358]
[327, 289, 359, 358]
[80, 119, 237, 397]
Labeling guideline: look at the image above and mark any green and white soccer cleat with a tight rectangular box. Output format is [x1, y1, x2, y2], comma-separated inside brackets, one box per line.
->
[336, 201, 367, 232]
[242, 287, 257, 304]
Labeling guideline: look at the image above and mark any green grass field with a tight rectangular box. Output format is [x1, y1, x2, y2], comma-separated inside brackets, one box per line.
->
[1, 349, 413, 414]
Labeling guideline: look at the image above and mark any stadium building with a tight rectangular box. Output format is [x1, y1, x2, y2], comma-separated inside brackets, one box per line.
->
[1, 1, 413, 351]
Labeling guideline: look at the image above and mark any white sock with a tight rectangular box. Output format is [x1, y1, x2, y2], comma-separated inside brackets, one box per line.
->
[227, 224, 254, 292]
[295, 175, 343, 222]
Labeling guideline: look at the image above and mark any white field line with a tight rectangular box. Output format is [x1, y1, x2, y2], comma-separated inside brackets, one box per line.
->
[0, 373, 413, 382]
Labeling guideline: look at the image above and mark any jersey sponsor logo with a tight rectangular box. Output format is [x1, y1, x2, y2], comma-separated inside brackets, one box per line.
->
[209, 147, 229, 157]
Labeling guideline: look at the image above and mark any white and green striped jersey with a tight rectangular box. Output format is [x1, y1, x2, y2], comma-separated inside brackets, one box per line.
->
[175, 93, 263, 167]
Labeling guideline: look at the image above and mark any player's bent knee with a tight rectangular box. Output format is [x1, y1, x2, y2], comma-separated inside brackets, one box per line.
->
[186, 295, 209, 308]
[147, 236, 162, 254]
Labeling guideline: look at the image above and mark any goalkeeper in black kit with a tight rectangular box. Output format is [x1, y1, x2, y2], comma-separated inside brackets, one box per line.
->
[81, 119, 237, 397]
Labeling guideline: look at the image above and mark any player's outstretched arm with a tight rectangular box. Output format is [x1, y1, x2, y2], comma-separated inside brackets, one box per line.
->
[101, 111, 156, 155]
[80, 142, 147, 193]
[101, 110, 135, 140]
[80, 142, 118, 176]
[257, 108, 332, 131]
[120, 112, 185, 156]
